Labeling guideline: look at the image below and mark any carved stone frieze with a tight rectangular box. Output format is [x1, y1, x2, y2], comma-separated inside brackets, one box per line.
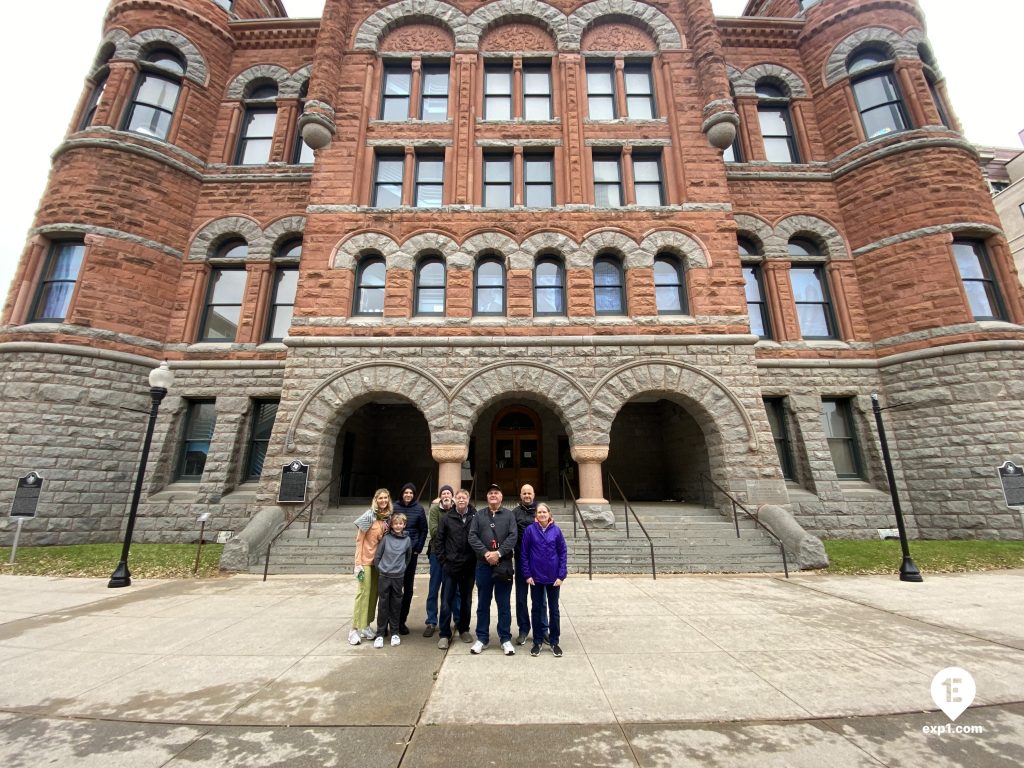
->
[380, 22, 454, 52]
[581, 22, 656, 52]
[480, 23, 555, 52]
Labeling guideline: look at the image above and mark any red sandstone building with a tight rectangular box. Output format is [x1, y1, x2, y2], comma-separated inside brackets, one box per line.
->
[2, 0, 1022, 563]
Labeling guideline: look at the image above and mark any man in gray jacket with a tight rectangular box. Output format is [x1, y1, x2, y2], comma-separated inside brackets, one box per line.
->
[467, 483, 518, 656]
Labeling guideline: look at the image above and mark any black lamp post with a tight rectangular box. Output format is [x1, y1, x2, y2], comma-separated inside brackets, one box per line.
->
[109, 361, 174, 588]
[870, 392, 923, 583]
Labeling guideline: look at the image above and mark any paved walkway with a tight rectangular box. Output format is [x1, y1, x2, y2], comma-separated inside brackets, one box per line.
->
[1, 570, 1023, 766]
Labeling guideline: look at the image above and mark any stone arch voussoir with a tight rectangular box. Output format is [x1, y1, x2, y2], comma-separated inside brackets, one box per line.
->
[467, 0, 569, 49]
[567, 0, 683, 51]
[285, 362, 451, 452]
[397, 232, 461, 272]
[262, 216, 307, 256]
[125, 28, 208, 85]
[775, 215, 850, 260]
[638, 230, 709, 270]
[824, 27, 912, 86]
[226, 65, 291, 99]
[461, 232, 524, 269]
[734, 63, 808, 98]
[590, 360, 759, 452]
[577, 230, 641, 269]
[334, 232, 401, 270]
[354, 1, 470, 50]
[282, 64, 314, 99]
[734, 214, 778, 258]
[188, 217, 264, 261]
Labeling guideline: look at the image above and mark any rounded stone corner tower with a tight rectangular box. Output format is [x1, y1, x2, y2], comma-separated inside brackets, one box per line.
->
[1, 0, 1021, 562]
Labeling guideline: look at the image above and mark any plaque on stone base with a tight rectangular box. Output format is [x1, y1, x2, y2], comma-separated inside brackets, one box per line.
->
[278, 461, 310, 503]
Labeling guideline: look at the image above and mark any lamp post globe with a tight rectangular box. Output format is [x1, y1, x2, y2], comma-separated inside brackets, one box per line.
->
[108, 362, 174, 588]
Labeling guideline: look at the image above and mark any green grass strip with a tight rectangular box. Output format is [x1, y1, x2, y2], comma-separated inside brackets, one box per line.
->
[0, 543, 225, 579]
[823, 539, 1024, 575]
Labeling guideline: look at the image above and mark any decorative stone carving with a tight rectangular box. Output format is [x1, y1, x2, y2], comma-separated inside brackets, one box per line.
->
[480, 23, 555, 52]
[571, 445, 610, 463]
[432, 444, 468, 463]
[380, 23, 454, 52]
[581, 22, 656, 52]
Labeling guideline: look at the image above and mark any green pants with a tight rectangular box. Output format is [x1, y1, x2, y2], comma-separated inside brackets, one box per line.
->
[352, 565, 379, 629]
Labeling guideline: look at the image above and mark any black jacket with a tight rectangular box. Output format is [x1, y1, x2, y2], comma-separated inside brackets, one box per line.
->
[468, 506, 518, 562]
[512, 501, 538, 550]
[393, 499, 428, 555]
[435, 504, 477, 574]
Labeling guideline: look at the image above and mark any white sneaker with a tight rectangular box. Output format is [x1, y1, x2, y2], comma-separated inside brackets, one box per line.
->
[348, 629, 361, 646]
[360, 626, 376, 640]
[470, 640, 487, 654]
[501, 641, 516, 656]
[373, 636, 384, 649]
[391, 634, 401, 647]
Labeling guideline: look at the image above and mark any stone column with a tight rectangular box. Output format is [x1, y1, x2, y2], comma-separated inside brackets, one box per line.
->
[432, 444, 467, 493]
[571, 445, 614, 527]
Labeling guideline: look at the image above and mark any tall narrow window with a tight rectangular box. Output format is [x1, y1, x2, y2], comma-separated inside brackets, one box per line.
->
[848, 48, 909, 139]
[124, 50, 185, 140]
[415, 257, 446, 316]
[523, 64, 552, 120]
[199, 268, 247, 341]
[632, 153, 664, 206]
[355, 257, 386, 315]
[919, 46, 951, 129]
[764, 398, 794, 479]
[245, 399, 278, 481]
[475, 257, 506, 315]
[483, 154, 513, 208]
[373, 153, 404, 207]
[30, 241, 85, 322]
[594, 255, 625, 314]
[80, 69, 109, 129]
[421, 64, 449, 122]
[953, 239, 1005, 320]
[756, 81, 799, 163]
[524, 153, 554, 207]
[236, 83, 278, 165]
[742, 265, 771, 339]
[586, 63, 616, 120]
[654, 254, 685, 314]
[266, 249, 298, 343]
[821, 398, 862, 479]
[177, 400, 216, 481]
[534, 257, 565, 315]
[789, 239, 835, 339]
[415, 154, 444, 207]
[593, 153, 623, 207]
[484, 65, 513, 120]
[292, 81, 314, 164]
[380, 64, 412, 121]
[624, 62, 655, 119]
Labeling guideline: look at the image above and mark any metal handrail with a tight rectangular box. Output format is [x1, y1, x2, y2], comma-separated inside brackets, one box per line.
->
[415, 472, 432, 504]
[561, 471, 592, 580]
[700, 474, 789, 578]
[263, 472, 339, 581]
[606, 473, 656, 580]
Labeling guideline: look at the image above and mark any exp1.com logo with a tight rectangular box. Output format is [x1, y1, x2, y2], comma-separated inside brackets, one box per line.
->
[922, 667, 985, 735]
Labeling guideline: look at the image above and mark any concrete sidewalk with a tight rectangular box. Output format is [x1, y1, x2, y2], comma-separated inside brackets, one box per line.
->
[1, 570, 1023, 767]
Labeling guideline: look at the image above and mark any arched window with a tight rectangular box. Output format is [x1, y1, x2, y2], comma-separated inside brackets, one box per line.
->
[594, 255, 625, 315]
[236, 82, 278, 165]
[739, 236, 770, 339]
[474, 257, 505, 315]
[534, 256, 565, 315]
[848, 47, 909, 138]
[788, 238, 836, 339]
[80, 49, 113, 130]
[654, 254, 686, 314]
[293, 81, 314, 164]
[415, 257, 446, 316]
[123, 49, 186, 140]
[198, 238, 248, 341]
[756, 80, 799, 163]
[266, 238, 301, 341]
[354, 256, 386, 316]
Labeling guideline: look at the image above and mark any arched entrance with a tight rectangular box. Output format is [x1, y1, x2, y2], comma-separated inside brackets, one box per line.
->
[606, 397, 710, 502]
[491, 405, 542, 494]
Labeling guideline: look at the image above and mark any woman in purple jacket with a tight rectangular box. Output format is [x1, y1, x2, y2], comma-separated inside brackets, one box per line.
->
[519, 502, 567, 657]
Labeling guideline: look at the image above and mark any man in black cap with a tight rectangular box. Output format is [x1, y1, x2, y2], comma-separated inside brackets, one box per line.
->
[423, 484, 458, 636]
[467, 482, 518, 655]
[393, 482, 428, 634]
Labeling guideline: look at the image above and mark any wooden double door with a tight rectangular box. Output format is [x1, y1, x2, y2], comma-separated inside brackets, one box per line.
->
[491, 406, 542, 495]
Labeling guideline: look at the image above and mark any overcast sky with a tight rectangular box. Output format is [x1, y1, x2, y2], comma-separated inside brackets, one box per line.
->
[1, 0, 1021, 307]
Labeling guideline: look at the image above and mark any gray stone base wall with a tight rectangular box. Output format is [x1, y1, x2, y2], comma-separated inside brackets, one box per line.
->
[0, 348, 155, 547]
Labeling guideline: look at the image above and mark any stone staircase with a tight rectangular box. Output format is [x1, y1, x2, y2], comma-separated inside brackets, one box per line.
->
[253, 502, 788, 576]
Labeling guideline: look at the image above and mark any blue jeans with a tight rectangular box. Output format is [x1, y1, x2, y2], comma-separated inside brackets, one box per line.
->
[475, 562, 513, 645]
[427, 554, 461, 627]
[530, 583, 560, 646]
[515, 554, 547, 637]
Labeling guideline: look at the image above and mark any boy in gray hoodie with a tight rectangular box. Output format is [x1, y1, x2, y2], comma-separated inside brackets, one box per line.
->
[373, 512, 413, 647]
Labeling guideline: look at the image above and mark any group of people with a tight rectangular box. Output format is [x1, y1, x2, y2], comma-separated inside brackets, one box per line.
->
[349, 481, 568, 658]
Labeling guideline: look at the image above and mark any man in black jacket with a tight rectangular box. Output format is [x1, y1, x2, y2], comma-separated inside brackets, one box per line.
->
[435, 488, 477, 649]
[468, 483, 518, 656]
[393, 482, 428, 635]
